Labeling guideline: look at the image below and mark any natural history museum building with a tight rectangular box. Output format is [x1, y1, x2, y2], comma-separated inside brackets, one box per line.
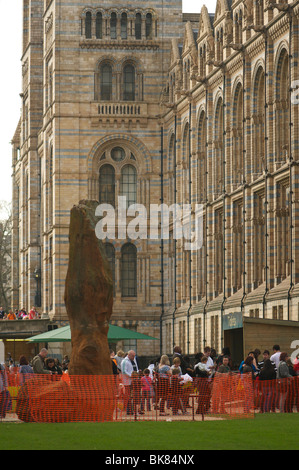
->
[8, 0, 299, 362]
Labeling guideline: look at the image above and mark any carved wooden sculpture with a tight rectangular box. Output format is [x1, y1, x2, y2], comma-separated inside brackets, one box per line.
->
[64, 200, 113, 375]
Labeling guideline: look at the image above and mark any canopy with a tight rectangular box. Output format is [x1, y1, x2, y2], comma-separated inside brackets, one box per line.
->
[26, 324, 158, 343]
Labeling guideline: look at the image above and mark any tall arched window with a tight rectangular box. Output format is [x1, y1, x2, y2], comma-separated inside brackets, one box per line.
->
[146, 13, 153, 39]
[182, 123, 189, 204]
[96, 12, 102, 39]
[214, 98, 223, 197]
[255, 0, 264, 25]
[101, 63, 112, 100]
[121, 243, 137, 297]
[121, 12, 127, 39]
[197, 110, 206, 203]
[104, 243, 116, 295]
[252, 66, 265, 175]
[85, 11, 92, 39]
[216, 28, 223, 62]
[123, 64, 135, 101]
[110, 12, 117, 39]
[99, 164, 115, 206]
[232, 83, 243, 187]
[275, 49, 289, 163]
[121, 165, 137, 208]
[168, 134, 175, 205]
[135, 13, 142, 39]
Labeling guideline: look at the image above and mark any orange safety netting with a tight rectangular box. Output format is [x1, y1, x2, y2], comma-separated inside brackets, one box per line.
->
[1, 372, 299, 423]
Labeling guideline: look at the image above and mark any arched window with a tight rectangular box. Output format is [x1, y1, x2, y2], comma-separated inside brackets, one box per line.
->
[216, 28, 223, 62]
[232, 83, 243, 187]
[121, 12, 127, 39]
[168, 134, 175, 205]
[120, 165, 137, 208]
[99, 164, 115, 207]
[104, 243, 116, 295]
[100, 63, 112, 100]
[275, 49, 289, 163]
[182, 123, 189, 204]
[123, 64, 135, 101]
[255, 0, 264, 25]
[214, 98, 223, 197]
[135, 13, 142, 39]
[96, 12, 102, 39]
[121, 243, 137, 297]
[197, 110, 206, 204]
[252, 66, 265, 175]
[85, 11, 92, 39]
[146, 13, 153, 39]
[110, 12, 117, 39]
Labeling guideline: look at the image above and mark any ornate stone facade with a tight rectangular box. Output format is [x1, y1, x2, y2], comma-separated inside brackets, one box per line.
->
[10, 0, 299, 360]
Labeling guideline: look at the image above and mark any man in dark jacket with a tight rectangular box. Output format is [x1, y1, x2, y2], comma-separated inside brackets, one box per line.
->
[32, 348, 51, 374]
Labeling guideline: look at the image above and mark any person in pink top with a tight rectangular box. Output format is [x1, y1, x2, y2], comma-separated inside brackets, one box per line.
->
[140, 368, 153, 413]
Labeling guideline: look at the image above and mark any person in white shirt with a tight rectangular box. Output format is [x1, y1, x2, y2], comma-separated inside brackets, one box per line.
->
[270, 345, 281, 369]
[204, 346, 215, 372]
[120, 350, 138, 415]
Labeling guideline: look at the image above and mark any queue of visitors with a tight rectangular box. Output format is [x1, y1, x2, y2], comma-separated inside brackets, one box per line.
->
[1, 344, 299, 420]
[110, 344, 299, 416]
[0, 306, 40, 320]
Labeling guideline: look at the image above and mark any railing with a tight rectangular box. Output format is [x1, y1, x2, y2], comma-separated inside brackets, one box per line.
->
[93, 102, 148, 118]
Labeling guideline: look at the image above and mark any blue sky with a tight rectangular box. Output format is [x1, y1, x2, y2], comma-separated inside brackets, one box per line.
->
[0, 0, 216, 213]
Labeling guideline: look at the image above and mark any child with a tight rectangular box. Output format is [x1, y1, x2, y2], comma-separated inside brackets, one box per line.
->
[169, 368, 185, 415]
[140, 368, 153, 413]
[170, 357, 182, 376]
[131, 371, 142, 418]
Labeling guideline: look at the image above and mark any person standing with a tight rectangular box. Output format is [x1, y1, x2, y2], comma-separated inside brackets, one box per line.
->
[120, 350, 138, 415]
[156, 355, 171, 416]
[217, 355, 231, 374]
[277, 352, 292, 413]
[270, 345, 281, 369]
[258, 359, 276, 413]
[29, 306, 39, 320]
[32, 349, 52, 375]
[18, 356, 34, 385]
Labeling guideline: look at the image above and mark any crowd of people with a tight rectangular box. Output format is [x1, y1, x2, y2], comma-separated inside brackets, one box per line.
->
[1, 344, 299, 419]
[0, 306, 40, 320]
[110, 344, 299, 416]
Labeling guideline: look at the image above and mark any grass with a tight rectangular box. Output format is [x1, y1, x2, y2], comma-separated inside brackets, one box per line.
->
[0, 414, 299, 450]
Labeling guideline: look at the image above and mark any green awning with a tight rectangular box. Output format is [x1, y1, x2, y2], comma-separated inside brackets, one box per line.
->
[26, 324, 158, 343]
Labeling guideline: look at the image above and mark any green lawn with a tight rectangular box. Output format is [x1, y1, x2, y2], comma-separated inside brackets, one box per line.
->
[0, 414, 298, 450]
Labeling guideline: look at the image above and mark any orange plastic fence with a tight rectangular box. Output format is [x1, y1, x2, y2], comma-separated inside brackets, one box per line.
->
[1, 371, 298, 423]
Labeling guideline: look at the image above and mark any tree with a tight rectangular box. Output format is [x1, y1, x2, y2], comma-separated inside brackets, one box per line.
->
[0, 201, 12, 313]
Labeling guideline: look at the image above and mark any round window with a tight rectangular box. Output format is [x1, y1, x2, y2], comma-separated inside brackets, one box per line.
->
[111, 147, 126, 162]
